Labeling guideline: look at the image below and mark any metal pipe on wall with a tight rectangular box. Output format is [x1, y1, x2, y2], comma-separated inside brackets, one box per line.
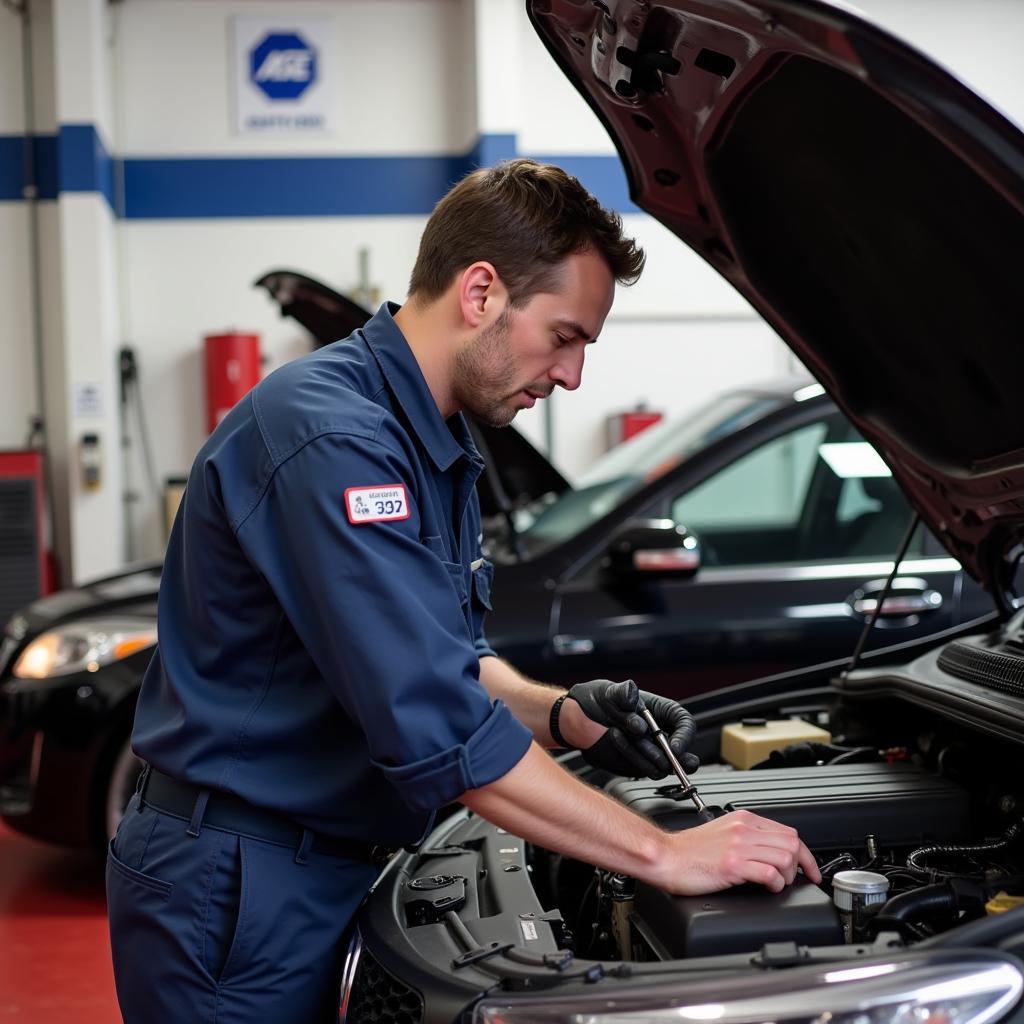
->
[7, 0, 62, 584]
[7, 0, 48, 450]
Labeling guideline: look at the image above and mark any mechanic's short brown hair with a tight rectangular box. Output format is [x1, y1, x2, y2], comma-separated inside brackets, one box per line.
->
[408, 158, 645, 307]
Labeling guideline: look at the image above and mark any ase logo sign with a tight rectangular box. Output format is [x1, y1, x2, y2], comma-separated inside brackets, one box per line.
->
[233, 16, 332, 134]
[250, 32, 317, 100]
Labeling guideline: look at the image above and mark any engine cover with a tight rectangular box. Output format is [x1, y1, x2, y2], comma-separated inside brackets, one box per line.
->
[610, 761, 971, 958]
[606, 761, 971, 851]
[634, 876, 842, 958]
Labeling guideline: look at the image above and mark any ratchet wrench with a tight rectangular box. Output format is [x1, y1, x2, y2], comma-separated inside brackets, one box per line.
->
[637, 699, 715, 823]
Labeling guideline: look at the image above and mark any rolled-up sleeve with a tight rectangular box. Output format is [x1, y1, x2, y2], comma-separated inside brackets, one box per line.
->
[235, 429, 532, 812]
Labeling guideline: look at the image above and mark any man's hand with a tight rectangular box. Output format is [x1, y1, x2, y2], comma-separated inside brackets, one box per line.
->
[559, 679, 699, 779]
[656, 809, 821, 895]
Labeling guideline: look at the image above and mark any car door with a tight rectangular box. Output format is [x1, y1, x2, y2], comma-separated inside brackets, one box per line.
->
[550, 411, 964, 700]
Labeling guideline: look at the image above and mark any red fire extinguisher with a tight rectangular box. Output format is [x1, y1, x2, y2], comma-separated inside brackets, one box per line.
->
[204, 332, 261, 433]
[606, 403, 664, 449]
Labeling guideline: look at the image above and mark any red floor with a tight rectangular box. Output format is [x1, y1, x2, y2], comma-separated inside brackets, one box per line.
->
[0, 823, 121, 1021]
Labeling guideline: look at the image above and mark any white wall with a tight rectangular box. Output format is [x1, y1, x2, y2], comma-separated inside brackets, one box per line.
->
[114, 0, 477, 156]
[0, 207, 38, 450]
[0, 4, 39, 451]
[0, 5, 25, 133]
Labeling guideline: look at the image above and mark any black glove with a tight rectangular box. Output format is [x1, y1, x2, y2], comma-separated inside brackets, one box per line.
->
[567, 678, 699, 780]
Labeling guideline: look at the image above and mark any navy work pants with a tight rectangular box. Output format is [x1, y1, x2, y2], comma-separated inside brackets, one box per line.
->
[106, 791, 379, 1023]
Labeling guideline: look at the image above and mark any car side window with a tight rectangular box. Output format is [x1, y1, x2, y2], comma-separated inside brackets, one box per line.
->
[670, 415, 921, 567]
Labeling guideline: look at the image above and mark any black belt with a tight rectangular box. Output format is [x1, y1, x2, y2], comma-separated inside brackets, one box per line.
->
[139, 767, 388, 865]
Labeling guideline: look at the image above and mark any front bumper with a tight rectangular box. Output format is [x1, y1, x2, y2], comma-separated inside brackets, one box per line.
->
[0, 655, 146, 846]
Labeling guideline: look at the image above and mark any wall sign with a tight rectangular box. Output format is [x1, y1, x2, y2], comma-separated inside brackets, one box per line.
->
[232, 17, 334, 135]
[74, 382, 104, 418]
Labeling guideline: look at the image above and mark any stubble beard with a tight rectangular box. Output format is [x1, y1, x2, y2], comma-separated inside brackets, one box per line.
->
[451, 309, 523, 428]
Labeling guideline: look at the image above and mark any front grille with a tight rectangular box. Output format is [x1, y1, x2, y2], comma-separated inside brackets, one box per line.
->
[345, 947, 423, 1024]
[0, 479, 40, 630]
[0, 729, 38, 815]
[938, 639, 1024, 696]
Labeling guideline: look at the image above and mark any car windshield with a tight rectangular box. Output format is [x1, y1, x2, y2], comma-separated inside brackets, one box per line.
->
[517, 391, 787, 547]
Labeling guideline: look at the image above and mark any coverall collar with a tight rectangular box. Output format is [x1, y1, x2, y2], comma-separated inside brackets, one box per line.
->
[365, 302, 484, 474]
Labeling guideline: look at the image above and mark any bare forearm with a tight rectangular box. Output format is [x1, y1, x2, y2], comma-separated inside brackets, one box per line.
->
[461, 741, 666, 880]
[477, 656, 559, 741]
[477, 656, 603, 748]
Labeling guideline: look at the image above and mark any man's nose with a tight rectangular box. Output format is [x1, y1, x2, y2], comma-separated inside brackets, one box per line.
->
[550, 346, 585, 392]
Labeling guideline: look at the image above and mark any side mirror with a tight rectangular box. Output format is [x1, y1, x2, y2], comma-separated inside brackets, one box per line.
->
[603, 519, 701, 579]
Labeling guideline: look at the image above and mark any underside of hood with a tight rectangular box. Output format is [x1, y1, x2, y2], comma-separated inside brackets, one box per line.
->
[527, 0, 1024, 605]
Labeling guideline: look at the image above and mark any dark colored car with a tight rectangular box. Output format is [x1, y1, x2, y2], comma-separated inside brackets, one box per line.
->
[336, 1, 1024, 1022]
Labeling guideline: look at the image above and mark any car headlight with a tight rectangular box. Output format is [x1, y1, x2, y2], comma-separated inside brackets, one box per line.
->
[11, 618, 157, 679]
[473, 952, 1022, 1024]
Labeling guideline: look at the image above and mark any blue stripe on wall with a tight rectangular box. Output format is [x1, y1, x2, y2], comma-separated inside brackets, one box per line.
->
[466, 133, 517, 169]
[123, 152, 474, 219]
[34, 135, 59, 200]
[0, 128, 112, 207]
[0, 128, 636, 219]
[0, 136, 25, 201]
[58, 124, 115, 209]
[122, 133, 526, 219]
[529, 153, 639, 214]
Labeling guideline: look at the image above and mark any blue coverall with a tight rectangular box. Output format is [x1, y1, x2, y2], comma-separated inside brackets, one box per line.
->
[107, 302, 533, 1023]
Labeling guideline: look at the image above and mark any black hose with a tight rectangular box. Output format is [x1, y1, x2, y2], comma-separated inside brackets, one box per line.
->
[866, 884, 958, 942]
[819, 853, 858, 877]
[907, 822, 1024, 876]
[879, 883, 958, 923]
[868, 877, 993, 943]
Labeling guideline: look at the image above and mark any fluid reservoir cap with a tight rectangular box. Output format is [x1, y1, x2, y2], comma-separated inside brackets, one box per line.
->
[832, 870, 890, 910]
[741, 718, 768, 728]
[408, 874, 459, 891]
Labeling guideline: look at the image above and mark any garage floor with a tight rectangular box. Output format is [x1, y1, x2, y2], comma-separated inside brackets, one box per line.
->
[0, 823, 121, 1021]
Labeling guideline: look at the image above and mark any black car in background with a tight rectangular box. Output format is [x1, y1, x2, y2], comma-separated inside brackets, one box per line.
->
[486, 379, 990, 693]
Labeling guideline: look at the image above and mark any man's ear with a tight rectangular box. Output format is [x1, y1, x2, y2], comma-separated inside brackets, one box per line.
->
[458, 262, 507, 328]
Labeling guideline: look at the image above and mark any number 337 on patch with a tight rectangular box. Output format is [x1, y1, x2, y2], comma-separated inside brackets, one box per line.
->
[344, 484, 411, 525]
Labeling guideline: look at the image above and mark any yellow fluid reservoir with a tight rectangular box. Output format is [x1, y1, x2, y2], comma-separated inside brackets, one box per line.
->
[721, 718, 832, 769]
[986, 892, 1024, 915]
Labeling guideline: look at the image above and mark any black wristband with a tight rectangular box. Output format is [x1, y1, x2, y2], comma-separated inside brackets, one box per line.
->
[549, 693, 572, 749]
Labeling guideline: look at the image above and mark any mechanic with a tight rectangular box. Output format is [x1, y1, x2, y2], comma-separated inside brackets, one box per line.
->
[106, 159, 820, 1023]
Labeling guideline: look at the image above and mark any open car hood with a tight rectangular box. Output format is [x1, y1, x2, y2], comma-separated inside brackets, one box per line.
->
[527, 0, 1024, 605]
[254, 270, 570, 519]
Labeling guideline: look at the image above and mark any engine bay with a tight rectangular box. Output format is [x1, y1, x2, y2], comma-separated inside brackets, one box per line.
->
[346, 620, 1024, 1022]
[551, 756, 1022, 963]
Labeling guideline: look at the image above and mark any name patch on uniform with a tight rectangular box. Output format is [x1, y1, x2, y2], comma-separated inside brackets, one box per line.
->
[344, 484, 411, 524]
